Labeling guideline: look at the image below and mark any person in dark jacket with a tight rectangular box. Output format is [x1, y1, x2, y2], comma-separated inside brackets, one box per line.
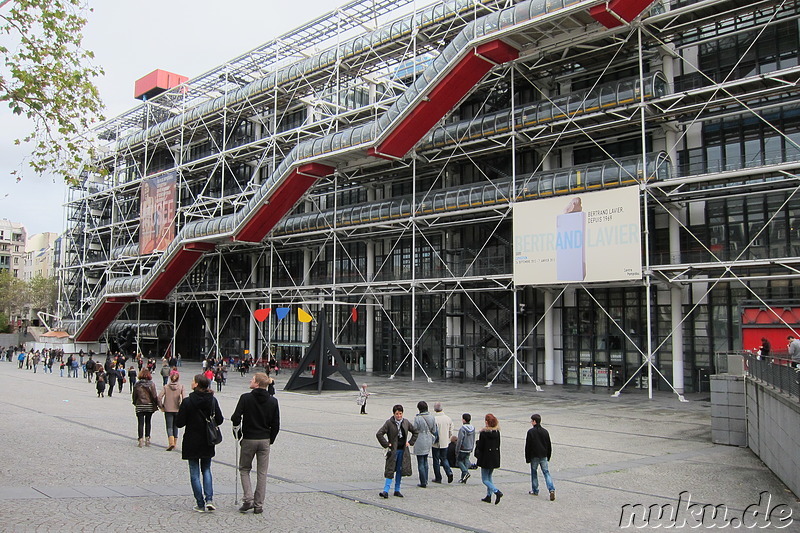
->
[132, 368, 159, 447]
[116, 366, 126, 393]
[105, 357, 117, 397]
[231, 372, 280, 514]
[128, 366, 137, 393]
[475, 413, 503, 504]
[376, 404, 419, 499]
[176, 374, 224, 513]
[759, 337, 771, 358]
[525, 413, 555, 500]
[86, 357, 96, 382]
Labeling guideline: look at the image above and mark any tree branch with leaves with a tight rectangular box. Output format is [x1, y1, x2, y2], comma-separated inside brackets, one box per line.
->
[1, 0, 104, 184]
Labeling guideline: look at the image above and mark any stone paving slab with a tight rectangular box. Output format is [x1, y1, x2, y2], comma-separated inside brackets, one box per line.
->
[103, 485, 159, 497]
[30, 486, 87, 499]
[0, 360, 798, 532]
[0, 487, 46, 500]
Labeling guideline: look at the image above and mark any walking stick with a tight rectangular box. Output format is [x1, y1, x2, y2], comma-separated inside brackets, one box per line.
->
[233, 425, 241, 505]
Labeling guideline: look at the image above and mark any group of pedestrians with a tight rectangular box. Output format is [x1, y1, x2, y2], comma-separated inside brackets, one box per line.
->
[375, 401, 556, 504]
[104, 364, 280, 514]
[8, 347, 82, 376]
[165, 371, 280, 514]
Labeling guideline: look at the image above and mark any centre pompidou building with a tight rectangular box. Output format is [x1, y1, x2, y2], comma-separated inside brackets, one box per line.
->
[59, 0, 800, 394]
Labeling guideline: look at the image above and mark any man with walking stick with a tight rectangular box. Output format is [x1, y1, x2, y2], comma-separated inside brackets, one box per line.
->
[231, 372, 280, 515]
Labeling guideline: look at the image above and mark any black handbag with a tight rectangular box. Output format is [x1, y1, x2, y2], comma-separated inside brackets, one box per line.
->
[205, 412, 223, 446]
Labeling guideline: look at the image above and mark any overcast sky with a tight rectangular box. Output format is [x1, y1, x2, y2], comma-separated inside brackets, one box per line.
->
[0, 0, 344, 236]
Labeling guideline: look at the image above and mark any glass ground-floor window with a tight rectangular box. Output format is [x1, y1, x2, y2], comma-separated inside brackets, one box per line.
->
[562, 287, 650, 389]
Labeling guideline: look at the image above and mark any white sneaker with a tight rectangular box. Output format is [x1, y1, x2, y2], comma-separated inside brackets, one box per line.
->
[205, 502, 216, 512]
[193, 505, 205, 513]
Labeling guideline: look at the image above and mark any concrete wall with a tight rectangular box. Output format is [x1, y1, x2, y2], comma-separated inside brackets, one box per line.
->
[746, 378, 800, 497]
[0, 333, 22, 349]
[710, 374, 747, 446]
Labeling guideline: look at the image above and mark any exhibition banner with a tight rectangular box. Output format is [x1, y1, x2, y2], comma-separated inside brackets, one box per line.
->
[140, 171, 177, 255]
[513, 186, 642, 285]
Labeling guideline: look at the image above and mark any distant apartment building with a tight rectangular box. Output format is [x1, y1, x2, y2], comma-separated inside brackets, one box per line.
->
[25, 232, 58, 280]
[0, 220, 26, 278]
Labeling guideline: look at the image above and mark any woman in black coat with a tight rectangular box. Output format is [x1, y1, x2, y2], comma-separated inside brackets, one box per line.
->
[474, 413, 503, 504]
[176, 374, 224, 513]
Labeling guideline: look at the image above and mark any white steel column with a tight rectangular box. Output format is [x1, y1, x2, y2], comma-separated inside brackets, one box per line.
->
[249, 253, 257, 358]
[366, 186, 375, 372]
[639, 27, 654, 399]
[511, 67, 518, 389]
[215, 252, 222, 359]
[669, 206, 685, 394]
[366, 297, 375, 373]
[513, 289, 519, 388]
[544, 289, 555, 385]
[302, 248, 311, 345]
[411, 157, 417, 382]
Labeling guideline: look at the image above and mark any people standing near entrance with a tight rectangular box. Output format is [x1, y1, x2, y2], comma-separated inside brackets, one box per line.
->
[759, 337, 771, 359]
[105, 357, 117, 397]
[231, 372, 280, 514]
[132, 369, 159, 448]
[376, 404, 418, 498]
[86, 356, 96, 382]
[475, 413, 502, 504]
[96, 372, 106, 397]
[432, 402, 454, 483]
[128, 366, 137, 393]
[525, 413, 556, 500]
[117, 365, 126, 393]
[356, 383, 369, 414]
[214, 366, 225, 392]
[456, 413, 476, 483]
[176, 374, 224, 513]
[412, 401, 437, 488]
[788, 335, 800, 367]
[158, 371, 186, 451]
[160, 362, 171, 386]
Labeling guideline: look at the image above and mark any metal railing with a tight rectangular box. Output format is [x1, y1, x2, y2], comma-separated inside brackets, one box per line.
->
[744, 354, 800, 403]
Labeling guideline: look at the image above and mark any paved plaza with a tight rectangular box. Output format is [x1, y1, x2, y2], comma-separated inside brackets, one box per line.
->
[0, 360, 796, 532]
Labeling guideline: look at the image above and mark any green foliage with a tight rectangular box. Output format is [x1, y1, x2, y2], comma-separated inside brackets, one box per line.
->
[0, 0, 104, 184]
[0, 311, 10, 333]
[28, 274, 57, 312]
[0, 270, 29, 316]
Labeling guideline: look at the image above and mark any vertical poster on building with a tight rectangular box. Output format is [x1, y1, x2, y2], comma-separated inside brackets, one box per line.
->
[513, 186, 642, 285]
[139, 171, 177, 255]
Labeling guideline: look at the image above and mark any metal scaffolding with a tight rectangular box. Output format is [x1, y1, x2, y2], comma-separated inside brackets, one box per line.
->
[59, 0, 800, 395]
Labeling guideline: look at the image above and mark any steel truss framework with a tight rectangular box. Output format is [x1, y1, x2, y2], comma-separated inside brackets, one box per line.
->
[59, 0, 800, 396]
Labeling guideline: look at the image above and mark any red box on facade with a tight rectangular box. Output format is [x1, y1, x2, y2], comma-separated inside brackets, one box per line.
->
[741, 306, 800, 356]
[134, 69, 188, 100]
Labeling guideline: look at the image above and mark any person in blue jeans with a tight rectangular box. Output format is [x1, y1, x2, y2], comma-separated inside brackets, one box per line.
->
[176, 374, 224, 512]
[376, 404, 418, 498]
[431, 402, 454, 483]
[475, 413, 503, 504]
[412, 401, 437, 488]
[456, 413, 475, 483]
[525, 413, 556, 501]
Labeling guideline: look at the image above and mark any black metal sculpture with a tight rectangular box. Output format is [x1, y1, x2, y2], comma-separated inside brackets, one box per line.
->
[283, 313, 359, 392]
